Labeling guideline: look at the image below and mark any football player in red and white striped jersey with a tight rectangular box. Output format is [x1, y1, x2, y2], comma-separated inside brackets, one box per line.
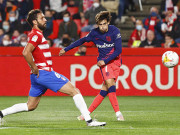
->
[0, 9, 106, 127]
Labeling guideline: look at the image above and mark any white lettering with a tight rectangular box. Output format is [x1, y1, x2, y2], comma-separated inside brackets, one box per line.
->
[89, 64, 102, 89]
[70, 64, 87, 86]
[116, 64, 130, 89]
[155, 65, 174, 90]
[131, 64, 153, 93]
[69, 63, 178, 93]
[96, 43, 114, 48]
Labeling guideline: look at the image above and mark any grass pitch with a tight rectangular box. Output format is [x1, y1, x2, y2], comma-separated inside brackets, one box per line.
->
[0, 96, 179, 135]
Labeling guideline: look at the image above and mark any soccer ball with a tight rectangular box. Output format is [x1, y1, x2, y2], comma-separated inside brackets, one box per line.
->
[162, 51, 179, 68]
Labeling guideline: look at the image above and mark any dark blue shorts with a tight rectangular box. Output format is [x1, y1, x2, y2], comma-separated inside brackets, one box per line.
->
[29, 70, 69, 97]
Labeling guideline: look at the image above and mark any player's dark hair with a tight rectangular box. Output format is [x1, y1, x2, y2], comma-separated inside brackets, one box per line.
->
[95, 11, 112, 24]
[27, 9, 42, 27]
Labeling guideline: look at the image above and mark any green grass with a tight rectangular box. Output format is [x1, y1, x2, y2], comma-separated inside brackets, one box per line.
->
[0, 96, 180, 135]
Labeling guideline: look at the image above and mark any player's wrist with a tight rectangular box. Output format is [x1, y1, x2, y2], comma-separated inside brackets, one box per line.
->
[31, 65, 38, 70]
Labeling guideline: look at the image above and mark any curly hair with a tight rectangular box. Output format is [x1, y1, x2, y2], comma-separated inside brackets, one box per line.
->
[95, 11, 112, 24]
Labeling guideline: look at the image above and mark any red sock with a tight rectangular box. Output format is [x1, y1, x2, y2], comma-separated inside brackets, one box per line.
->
[109, 92, 120, 112]
[88, 94, 104, 113]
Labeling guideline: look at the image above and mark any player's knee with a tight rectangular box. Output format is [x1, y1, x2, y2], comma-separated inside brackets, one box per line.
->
[69, 88, 80, 96]
[106, 80, 115, 88]
[27, 104, 38, 111]
[106, 83, 113, 88]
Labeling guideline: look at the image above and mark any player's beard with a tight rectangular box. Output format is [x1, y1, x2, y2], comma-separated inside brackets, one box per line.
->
[37, 21, 46, 31]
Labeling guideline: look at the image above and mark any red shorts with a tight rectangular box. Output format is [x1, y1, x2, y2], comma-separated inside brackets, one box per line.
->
[100, 62, 120, 82]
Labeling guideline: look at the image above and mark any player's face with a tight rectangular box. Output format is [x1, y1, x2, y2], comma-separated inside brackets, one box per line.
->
[98, 19, 109, 33]
[36, 13, 47, 31]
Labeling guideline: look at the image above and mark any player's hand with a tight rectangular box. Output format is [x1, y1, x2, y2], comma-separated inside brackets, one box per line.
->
[59, 49, 66, 56]
[31, 66, 39, 78]
[97, 60, 105, 67]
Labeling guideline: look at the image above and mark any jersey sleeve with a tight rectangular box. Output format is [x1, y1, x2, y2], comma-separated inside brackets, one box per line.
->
[28, 34, 42, 47]
[64, 30, 94, 52]
[104, 28, 122, 64]
[84, 30, 94, 42]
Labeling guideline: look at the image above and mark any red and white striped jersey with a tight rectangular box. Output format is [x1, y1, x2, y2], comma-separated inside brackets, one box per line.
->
[28, 29, 53, 71]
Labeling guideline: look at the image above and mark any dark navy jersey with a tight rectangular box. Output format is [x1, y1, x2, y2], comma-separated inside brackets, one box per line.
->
[64, 25, 122, 65]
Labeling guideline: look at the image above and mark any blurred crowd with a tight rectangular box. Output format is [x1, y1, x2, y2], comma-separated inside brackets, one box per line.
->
[129, 0, 180, 48]
[0, 0, 180, 55]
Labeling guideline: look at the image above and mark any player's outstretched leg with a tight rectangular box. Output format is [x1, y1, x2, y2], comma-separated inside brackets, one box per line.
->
[0, 103, 28, 126]
[88, 90, 108, 113]
[0, 96, 41, 126]
[108, 85, 124, 121]
[59, 82, 106, 126]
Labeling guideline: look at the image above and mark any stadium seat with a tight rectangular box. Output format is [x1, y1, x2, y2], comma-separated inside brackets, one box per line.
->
[49, 19, 63, 40]
[82, 19, 89, 27]
[80, 32, 95, 47]
[73, 19, 81, 35]
[33, 0, 41, 9]
[48, 20, 59, 40]
[67, 7, 79, 16]
[80, 31, 89, 38]
[23, 31, 31, 35]
[56, 19, 63, 27]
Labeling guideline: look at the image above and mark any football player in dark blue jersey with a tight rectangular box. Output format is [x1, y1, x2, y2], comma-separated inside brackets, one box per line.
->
[59, 11, 124, 121]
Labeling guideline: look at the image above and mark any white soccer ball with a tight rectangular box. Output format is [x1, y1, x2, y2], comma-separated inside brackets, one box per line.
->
[162, 51, 179, 68]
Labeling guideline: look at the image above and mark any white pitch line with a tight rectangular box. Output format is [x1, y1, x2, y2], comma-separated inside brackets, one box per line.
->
[0, 127, 179, 130]
[0, 127, 14, 129]
[36, 110, 165, 113]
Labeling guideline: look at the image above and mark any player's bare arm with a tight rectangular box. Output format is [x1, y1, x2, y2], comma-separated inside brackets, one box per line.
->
[59, 49, 66, 56]
[22, 43, 39, 77]
[97, 60, 105, 67]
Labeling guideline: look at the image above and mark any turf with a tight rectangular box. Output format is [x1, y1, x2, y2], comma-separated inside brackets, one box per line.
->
[0, 96, 179, 135]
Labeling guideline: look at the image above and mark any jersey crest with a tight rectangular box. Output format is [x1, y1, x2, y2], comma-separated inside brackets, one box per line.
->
[32, 35, 38, 42]
[116, 33, 121, 39]
[106, 36, 111, 41]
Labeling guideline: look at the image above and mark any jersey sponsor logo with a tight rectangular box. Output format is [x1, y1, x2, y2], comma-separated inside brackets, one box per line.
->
[116, 33, 121, 39]
[31, 35, 38, 42]
[96, 43, 114, 48]
[106, 36, 111, 41]
[95, 37, 99, 40]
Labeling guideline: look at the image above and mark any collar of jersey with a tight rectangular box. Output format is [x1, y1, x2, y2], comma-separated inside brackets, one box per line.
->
[32, 28, 42, 34]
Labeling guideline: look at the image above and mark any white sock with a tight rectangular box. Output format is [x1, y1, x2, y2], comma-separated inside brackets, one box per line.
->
[73, 94, 92, 121]
[1, 103, 28, 117]
[116, 111, 122, 117]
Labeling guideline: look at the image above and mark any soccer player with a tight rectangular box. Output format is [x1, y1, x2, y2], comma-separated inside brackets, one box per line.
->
[0, 9, 106, 127]
[59, 11, 124, 121]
